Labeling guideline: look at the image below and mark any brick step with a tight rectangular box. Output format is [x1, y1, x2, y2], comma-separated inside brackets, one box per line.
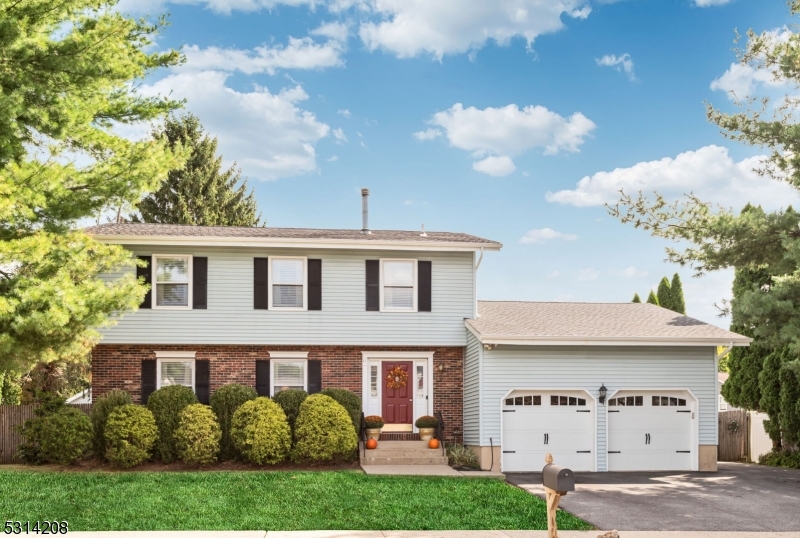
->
[366, 448, 444, 458]
[371, 440, 431, 449]
[360, 455, 450, 465]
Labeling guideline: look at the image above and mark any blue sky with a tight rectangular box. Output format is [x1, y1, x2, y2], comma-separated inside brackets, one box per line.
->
[120, 0, 800, 327]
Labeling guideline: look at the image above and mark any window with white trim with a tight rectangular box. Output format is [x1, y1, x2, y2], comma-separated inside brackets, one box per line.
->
[157, 358, 195, 390]
[381, 259, 417, 311]
[153, 255, 192, 309]
[271, 359, 307, 395]
[719, 395, 728, 412]
[271, 257, 306, 309]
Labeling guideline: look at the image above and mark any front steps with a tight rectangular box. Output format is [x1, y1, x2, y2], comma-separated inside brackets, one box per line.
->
[360, 440, 449, 466]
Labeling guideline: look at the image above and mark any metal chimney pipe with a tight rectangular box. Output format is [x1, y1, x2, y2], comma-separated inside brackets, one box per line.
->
[361, 188, 371, 234]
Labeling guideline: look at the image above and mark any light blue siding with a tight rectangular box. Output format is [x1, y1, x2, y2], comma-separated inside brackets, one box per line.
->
[100, 246, 474, 346]
[463, 331, 483, 445]
[480, 345, 716, 472]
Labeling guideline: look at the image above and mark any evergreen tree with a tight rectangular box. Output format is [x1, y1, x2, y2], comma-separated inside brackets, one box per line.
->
[778, 360, 800, 447]
[657, 277, 672, 310]
[760, 350, 785, 448]
[135, 114, 262, 226]
[646, 290, 659, 305]
[632, 293, 642, 303]
[670, 273, 686, 314]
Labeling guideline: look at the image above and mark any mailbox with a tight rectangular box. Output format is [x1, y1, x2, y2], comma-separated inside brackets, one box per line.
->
[542, 464, 575, 493]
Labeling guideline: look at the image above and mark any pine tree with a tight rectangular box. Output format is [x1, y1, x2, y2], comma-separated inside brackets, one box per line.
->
[657, 277, 672, 311]
[646, 290, 659, 305]
[778, 360, 800, 446]
[632, 293, 642, 303]
[136, 114, 263, 226]
[670, 273, 686, 314]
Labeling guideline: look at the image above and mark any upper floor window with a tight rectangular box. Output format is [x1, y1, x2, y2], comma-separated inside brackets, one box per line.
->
[381, 259, 417, 312]
[270, 257, 306, 310]
[153, 255, 192, 309]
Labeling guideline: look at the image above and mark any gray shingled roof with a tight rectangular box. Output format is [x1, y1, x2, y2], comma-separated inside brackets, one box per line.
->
[467, 301, 750, 345]
[84, 223, 500, 246]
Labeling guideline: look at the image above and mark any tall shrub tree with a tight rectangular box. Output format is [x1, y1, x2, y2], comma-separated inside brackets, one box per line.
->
[670, 273, 686, 314]
[646, 290, 659, 305]
[135, 114, 262, 226]
[657, 277, 673, 311]
[631, 293, 642, 303]
[0, 0, 185, 374]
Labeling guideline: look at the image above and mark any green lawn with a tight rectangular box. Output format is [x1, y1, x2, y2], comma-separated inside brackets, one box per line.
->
[0, 470, 592, 531]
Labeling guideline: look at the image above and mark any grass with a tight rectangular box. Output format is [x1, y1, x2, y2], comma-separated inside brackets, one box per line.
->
[0, 470, 592, 531]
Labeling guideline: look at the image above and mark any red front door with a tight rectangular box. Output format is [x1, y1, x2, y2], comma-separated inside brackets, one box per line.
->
[382, 361, 413, 424]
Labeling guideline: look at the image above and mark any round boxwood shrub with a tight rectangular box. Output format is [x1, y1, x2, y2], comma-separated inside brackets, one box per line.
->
[91, 389, 132, 459]
[17, 393, 68, 463]
[292, 394, 358, 463]
[415, 415, 439, 429]
[175, 404, 221, 465]
[105, 404, 158, 468]
[272, 389, 308, 432]
[39, 407, 93, 465]
[147, 385, 197, 463]
[320, 388, 362, 434]
[209, 383, 257, 459]
[231, 397, 291, 465]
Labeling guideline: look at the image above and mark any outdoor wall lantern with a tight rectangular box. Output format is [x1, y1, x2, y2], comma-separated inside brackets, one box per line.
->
[598, 383, 607, 405]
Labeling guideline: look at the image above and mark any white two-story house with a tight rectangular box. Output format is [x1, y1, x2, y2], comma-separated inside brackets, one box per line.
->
[88, 193, 749, 473]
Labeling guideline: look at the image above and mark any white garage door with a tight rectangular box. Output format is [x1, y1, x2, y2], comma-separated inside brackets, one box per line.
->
[607, 391, 695, 471]
[502, 391, 594, 472]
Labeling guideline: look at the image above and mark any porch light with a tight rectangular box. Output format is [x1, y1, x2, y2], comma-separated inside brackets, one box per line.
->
[599, 383, 608, 405]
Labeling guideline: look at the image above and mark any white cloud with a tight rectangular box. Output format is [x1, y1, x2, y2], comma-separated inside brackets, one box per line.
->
[519, 227, 578, 244]
[418, 103, 594, 176]
[694, 0, 732, 6]
[546, 145, 800, 210]
[140, 71, 330, 180]
[413, 128, 443, 141]
[332, 127, 348, 142]
[357, 0, 591, 59]
[576, 268, 599, 282]
[310, 21, 350, 41]
[618, 266, 648, 278]
[338, 109, 352, 118]
[473, 155, 516, 176]
[118, 0, 314, 14]
[180, 38, 344, 75]
[710, 28, 791, 100]
[596, 53, 636, 81]
[327, 155, 339, 161]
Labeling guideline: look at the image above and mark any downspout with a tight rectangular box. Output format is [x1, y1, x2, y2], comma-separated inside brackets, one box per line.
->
[474, 247, 484, 319]
[715, 342, 733, 456]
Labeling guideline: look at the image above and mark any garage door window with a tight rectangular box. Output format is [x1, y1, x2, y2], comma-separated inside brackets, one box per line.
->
[550, 395, 586, 406]
[608, 396, 643, 406]
[504, 395, 542, 406]
[652, 396, 686, 406]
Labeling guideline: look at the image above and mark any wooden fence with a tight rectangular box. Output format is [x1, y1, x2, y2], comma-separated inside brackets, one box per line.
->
[718, 409, 749, 462]
[0, 404, 92, 464]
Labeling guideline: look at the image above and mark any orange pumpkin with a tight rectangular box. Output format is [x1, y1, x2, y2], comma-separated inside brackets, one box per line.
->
[428, 438, 440, 449]
[366, 438, 378, 450]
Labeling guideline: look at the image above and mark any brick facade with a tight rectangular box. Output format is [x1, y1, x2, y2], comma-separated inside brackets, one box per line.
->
[91, 344, 464, 443]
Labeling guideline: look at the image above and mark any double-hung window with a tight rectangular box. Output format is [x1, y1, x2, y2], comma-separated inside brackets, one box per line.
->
[270, 257, 306, 310]
[381, 259, 417, 312]
[271, 359, 307, 395]
[153, 255, 192, 309]
[157, 358, 195, 390]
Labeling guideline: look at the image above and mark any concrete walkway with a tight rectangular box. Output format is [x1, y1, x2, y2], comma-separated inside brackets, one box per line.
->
[360, 464, 504, 478]
[67, 531, 800, 537]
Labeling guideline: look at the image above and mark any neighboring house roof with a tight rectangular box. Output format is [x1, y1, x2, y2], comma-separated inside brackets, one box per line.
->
[85, 223, 502, 252]
[466, 301, 752, 346]
[718, 372, 729, 384]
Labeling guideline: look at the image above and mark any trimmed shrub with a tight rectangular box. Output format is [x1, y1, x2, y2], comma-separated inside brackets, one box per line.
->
[292, 394, 358, 463]
[273, 389, 308, 432]
[415, 415, 439, 429]
[38, 407, 93, 464]
[91, 389, 132, 459]
[16, 393, 69, 463]
[364, 415, 384, 429]
[320, 388, 361, 434]
[231, 397, 291, 465]
[105, 405, 158, 468]
[759, 449, 800, 469]
[210, 383, 257, 459]
[147, 385, 197, 463]
[447, 443, 480, 469]
[175, 404, 221, 465]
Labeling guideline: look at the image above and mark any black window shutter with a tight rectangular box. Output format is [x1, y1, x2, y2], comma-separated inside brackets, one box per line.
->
[308, 259, 322, 311]
[193, 257, 208, 309]
[195, 360, 210, 404]
[141, 360, 156, 404]
[418, 261, 432, 312]
[308, 360, 322, 394]
[365, 260, 379, 311]
[255, 360, 270, 396]
[137, 256, 152, 309]
[254, 258, 269, 309]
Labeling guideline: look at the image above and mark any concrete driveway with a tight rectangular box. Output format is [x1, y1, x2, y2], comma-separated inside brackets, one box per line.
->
[506, 463, 800, 532]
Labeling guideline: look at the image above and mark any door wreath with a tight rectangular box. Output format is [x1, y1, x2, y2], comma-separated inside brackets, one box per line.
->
[727, 419, 740, 434]
[386, 366, 409, 390]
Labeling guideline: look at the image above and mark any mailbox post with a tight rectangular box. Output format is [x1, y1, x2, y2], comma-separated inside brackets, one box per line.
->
[542, 453, 575, 538]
